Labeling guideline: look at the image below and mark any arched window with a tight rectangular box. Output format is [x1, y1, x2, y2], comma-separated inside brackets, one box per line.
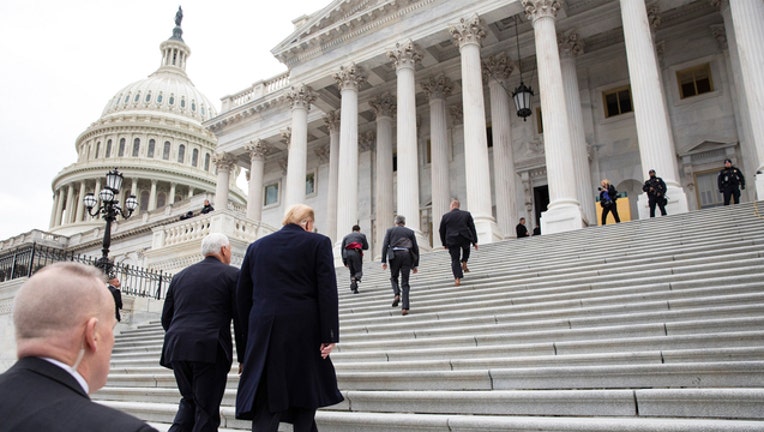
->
[148, 139, 155, 158]
[132, 138, 140, 157]
[163, 141, 171, 160]
[106, 139, 113, 157]
[157, 92, 163, 103]
[145, 92, 152, 103]
[177, 144, 186, 163]
[134, 92, 141, 103]
[118, 138, 126, 157]
[169, 94, 175, 105]
[191, 149, 199, 167]
[191, 100, 196, 112]
[157, 192, 166, 208]
[95, 141, 101, 158]
[180, 97, 186, 109]
[124, 94, 130, 104]
[204, 153, 211, 171]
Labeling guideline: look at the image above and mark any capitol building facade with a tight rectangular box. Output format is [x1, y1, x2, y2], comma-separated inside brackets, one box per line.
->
[1, 0, 763, 274]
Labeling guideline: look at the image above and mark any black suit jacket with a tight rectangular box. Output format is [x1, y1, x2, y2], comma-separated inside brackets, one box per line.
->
[0, 357, 156, 432]
[381, 225, 420, 266]
[439, 208, 478, 247]
[161, 256, 242, 368]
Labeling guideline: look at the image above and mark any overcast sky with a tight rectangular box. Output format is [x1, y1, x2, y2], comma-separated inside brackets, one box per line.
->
[0, 0, 324, 240]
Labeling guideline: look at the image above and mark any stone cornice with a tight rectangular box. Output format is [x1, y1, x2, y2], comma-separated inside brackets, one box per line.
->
[273, 0, 436, 68]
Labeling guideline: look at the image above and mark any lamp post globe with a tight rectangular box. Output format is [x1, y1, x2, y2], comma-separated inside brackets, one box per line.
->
[83, 168, 138, 275]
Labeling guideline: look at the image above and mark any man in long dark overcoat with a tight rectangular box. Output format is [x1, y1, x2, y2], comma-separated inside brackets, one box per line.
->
[236, 204, 343, 432]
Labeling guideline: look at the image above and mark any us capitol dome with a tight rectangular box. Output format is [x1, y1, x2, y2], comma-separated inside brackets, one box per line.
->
[49, 9, 245, 237]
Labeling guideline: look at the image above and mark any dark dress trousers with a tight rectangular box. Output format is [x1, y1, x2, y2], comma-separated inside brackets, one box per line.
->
[381, 225, 420, 310]
[0, 357, 157, 432]
[439, 208, 478, 279]
[161, 256, 242, 432]
[341, 231, 369, 286]
[235, 223, 343, 421]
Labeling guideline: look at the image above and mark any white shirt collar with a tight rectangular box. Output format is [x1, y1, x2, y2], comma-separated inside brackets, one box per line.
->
[41, 356, 90, 394]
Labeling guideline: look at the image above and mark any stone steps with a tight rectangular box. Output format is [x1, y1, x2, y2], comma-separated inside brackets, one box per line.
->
[96, 202, 764, 431]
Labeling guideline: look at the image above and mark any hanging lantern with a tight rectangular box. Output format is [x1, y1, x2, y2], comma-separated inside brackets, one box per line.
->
[512, 81, 534, 121]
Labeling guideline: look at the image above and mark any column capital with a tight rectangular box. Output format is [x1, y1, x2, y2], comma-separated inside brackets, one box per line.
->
[334, 63, 367, 91]
[387, 40, 423, 70]
[280, 128, 291, 148]
[359, 131, 376, 152]
[522, 0, 562, 22]
[482, 54, 514, 82]
[449, 15, 486, 49]
[710, 24, 727, 50]
[369, 93, 397, 118]
[245, 139, 270, 161]
[421, 74, 454, 99]
[212, 152, 235, 170]
[315, 144, 330, 164]
[323, 110, 340, 131]
[558, 29, 585, 58]
[286, 84, 316, 110]
[647, 2, 662, 32]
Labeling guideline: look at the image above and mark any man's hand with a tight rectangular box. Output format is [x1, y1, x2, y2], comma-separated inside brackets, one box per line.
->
[320, 343, 336, 359]
[473, 243, 479, 250]
[382, 263, 387, 270]
[238, 363, 243, 375]
[412, 267, 418, 274]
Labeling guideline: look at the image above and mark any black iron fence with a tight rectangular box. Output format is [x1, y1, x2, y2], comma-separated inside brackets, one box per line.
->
[0, 243, 172, 300]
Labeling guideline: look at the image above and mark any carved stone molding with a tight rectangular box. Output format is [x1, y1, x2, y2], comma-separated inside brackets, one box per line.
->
[334, 63, 367, 91]
[323, 110, 340, 131]
[449, 14, 486, 48]
[245, 139, 270, 161]
[482, 54, 514, 82]
[558, 29, 585, 58]
[286, 84, 316, 110]
[647, 2, 662, 32]
[278, 159, 288, 176]
[522, 0, 562, 21]
[387, 40, 423, 70]
[421, 74, 454, 99]
[369, 93, 396, 118]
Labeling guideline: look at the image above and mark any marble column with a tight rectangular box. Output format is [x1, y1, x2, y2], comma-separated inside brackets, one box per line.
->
[49, 189, 60, 228]
[75, 181, 86, 223]
[619, 0, 688, 217]
[388, 41, 428, 247]
[483, 54, 518, 239]
[169, 182, 176, 205]
[523, 1, 584, 234]
[334, 64, 366, 250]
[148, 180, 158, 211]
[65, 184, 75, 224]
[213, 152, 234, 211]
[422, 74, 454, 235]
[726, 0, 764, 199]
[245, 140, 268, 221]
[131, 178, 138, 197]
[284, 84, 316, 208]
[53, 187, 65, 227]
[370, 93, 396, 259]
[450, 16, 501, 243]
[323, 111, 340, 242]
[559, 29, 596, 225]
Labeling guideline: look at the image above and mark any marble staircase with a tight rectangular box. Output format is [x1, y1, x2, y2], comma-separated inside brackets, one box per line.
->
[98, 202, 764, 431]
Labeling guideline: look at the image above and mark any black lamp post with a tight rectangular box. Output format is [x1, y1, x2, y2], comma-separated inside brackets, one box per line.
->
[512, 15, 534, 121]
[83, 168, 139, 274]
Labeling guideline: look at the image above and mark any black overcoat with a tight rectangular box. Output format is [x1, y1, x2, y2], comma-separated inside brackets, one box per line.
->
[235, 223, 343, 420]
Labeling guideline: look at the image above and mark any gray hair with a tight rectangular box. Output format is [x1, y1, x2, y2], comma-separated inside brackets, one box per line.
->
[201, 233, 230, 257]
[394, 215, 406, 225]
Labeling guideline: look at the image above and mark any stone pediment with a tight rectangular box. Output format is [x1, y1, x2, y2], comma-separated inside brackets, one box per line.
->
[272, 0, 432, 68]
[680, 140, 734, 157]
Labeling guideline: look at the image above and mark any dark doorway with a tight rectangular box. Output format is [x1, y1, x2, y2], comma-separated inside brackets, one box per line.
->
[533, 185, 550, 229]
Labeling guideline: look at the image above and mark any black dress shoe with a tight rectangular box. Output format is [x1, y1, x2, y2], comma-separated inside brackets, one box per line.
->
[401, 309, 409, 316]
[392, 295, 400, 307]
